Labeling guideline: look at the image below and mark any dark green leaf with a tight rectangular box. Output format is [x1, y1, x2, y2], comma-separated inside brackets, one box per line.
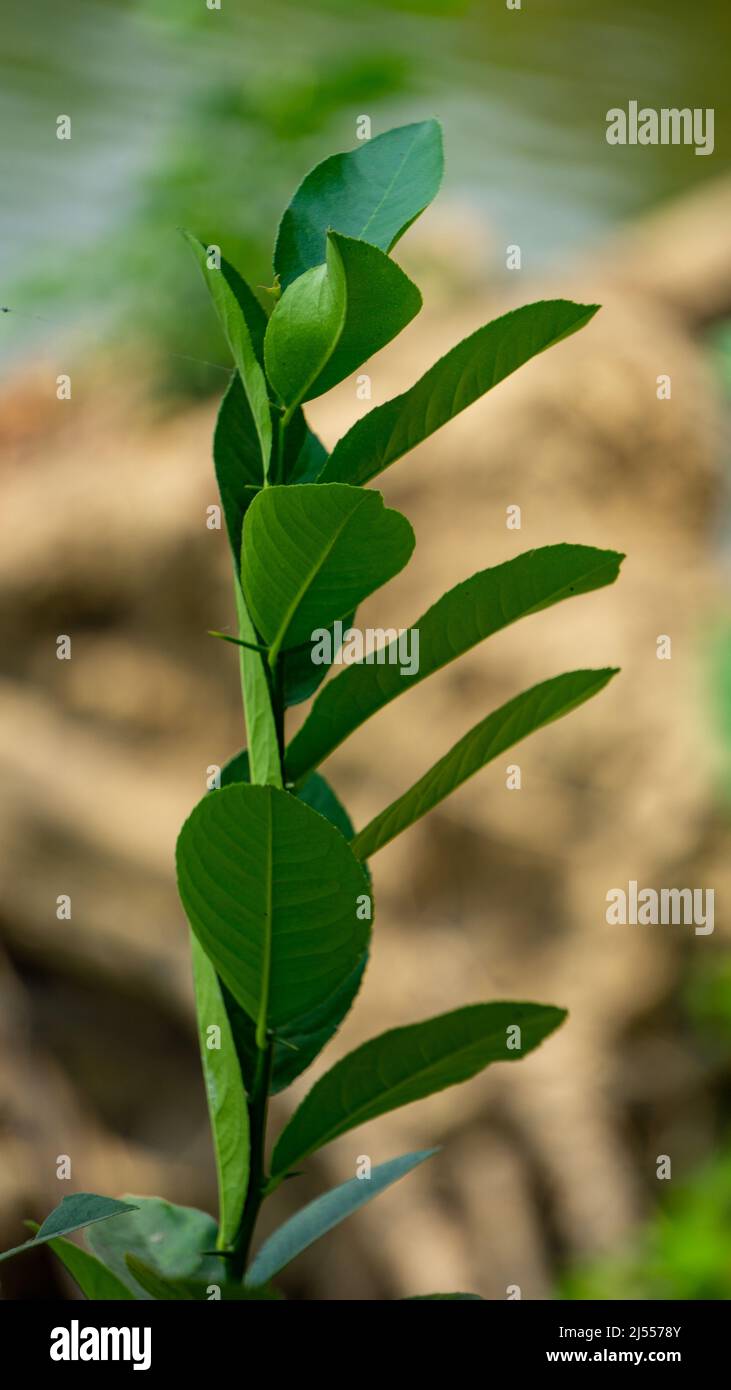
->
[190, 934, 249, 1249]
[0, 1194, 137, 1265]
[213, 374, 263, 562]
[213, 383, 327, 563]
[274, 119, 443, 290]
[271, 1003, 567, 1177]
[280, 405, 329, 485]
[184, 232, 272, 473]
[319, 300, 600, 486]
[86, 1198, 224, 1300]
[247, 1149, 436, 1285]
[266, 953, 368, 1094]
[282, 611, 355, 708]
[286, 545, 624, 784]
[351, 668, 618, 860]
[242, 483, 414, 663]
[23, 1222, 135, 1298]
[264, 233, 421, 409]
[176, 784, 371, 1042]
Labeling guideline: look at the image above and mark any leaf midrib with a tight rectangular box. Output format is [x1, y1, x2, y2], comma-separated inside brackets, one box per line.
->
[357, 130, 421, 243]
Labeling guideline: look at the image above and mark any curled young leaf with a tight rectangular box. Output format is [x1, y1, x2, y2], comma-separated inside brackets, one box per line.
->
[264, 232, 421, 410]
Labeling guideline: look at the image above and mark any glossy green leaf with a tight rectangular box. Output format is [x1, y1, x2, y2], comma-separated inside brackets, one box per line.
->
[242, 483, 414, 664]
[176, 783, 371, 1044]
[24, 1223, 135, 1300]
[123, 1255, 280, 1301]
[218, 753, 368, 1094]
[319, 300, 600, 486]
[190, 934, 249, 1250]
[184, 232, 272, 473]
[0, 1194, 137, 1265]
[286, 545, 624, 785]
[351, 668, 618, 860]
[247, 1149, 436, 1286]
[264, 232, 421, 409]
[271, 1003, 567, 1177]
[274, 119, 443, 290]
[86, 1198, 224, 1300]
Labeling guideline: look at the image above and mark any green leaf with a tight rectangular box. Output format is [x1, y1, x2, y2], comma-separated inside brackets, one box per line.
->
[213, 376, 327, 570]
[213, 374, 263, 563]
[242, 483, 414, 665]
[282, 612, 355, 708]
[190, 935, 249, 1250]
[271, 1003, 566, 1177]
[234, 585, 282, 789]
[124, 1255, 280, 1300]
[264, 233, 421, 410]
[86, 1197, 224, 1301]
[247, 1149, 436, 1286]
[219, 957, 368, 1099]
[0, 1194, 137, 1265]
[24, 1222, 136, 1299]
[176, 783, 371, 1045]
[265, 955, 368, 1094]
[319, 299, 600, 486]
[218, 753, 368, 1094]
[351, 667, 618, 860]
[296, 768, 356, 841]
[274, 119, 443, 290]
[286, 545, 624, 785]
[280, 406, 329, 486]
[184, 232, 272, 474]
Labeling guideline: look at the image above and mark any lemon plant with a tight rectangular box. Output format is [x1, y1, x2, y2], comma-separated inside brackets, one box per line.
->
[0, 121, 622, 1301]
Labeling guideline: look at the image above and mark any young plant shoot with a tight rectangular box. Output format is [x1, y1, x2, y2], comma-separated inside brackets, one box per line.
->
[1, 120, 622, 1300]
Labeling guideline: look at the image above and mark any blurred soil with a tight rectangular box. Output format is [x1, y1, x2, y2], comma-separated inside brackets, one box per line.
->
[1, 178, 730, 1299]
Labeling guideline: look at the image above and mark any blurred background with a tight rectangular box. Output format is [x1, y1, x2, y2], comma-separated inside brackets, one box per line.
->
[1, 0, 730, 1300]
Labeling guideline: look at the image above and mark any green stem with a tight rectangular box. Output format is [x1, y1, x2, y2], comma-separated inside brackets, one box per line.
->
[230, 1037, 274, 1280]
[230, 413, 292, 1279]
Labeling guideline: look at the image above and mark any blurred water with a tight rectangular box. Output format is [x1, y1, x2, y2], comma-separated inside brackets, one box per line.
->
[1, 0, 728, 379]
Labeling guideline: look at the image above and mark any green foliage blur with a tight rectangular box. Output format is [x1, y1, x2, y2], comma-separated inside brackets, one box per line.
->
[3, 0, 730, 398]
